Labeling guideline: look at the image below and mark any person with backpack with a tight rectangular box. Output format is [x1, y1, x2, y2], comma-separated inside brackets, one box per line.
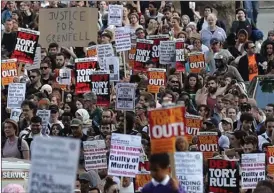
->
[2, 119, 30, 160]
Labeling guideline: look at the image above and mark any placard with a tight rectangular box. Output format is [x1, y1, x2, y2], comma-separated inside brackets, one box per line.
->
[108, 133, 141, 177]
[28, 136, 80, 193]
[39, 7, 98, 47]
[1, 59, 17, 86]
[175, 152, 203, 193]
[86, 45, 97, 57]
[267, 146, 274, 178]
[97, 44, 114, 69]
[148, 106, 185, 154]
[57, 69, 71, 85]
[147, 68, 166, 93]
[115, 83, 135, 111]
[197, 132, 219, 160]
[128, 44, 136, 68]
[105, 56, 120, 82]
[188, 53, 206, 73]
[83, 140, 107, 170]
[108, 4, 123, 27]
[10, 109, 22, 122]
[159, 41, 176, 65]
[175, 40, 186, 72]
[7, 83, 26, 109]
[134, 39, 153, 72]
[36, 110, 50, 135]
[91, 71, 110, 107]
[25, 47, 41, 70]
[185, 115, 202, 144]
[115, 27, 131, 52]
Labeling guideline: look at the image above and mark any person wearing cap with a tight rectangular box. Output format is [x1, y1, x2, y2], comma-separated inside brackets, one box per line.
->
[78, 171, 101, 193]
[220, 118, 234, 134]
[47, 104, 64, 135]
[100, 30, 113, 45]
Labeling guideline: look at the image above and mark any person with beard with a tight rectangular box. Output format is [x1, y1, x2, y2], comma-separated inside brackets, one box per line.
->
[166, 75, 182, 95]
[94, 122, 113, 140]
[60, 112, 72, 137]
[114, 111, 139, 135]
[147, 2, 164, 23]
[26, 69, 43, 97]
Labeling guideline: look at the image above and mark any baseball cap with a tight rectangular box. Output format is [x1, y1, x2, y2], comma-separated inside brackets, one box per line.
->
[204, 118, 219, 129]
[49, 104, 59, 113]
[79, 171, 100, 188]
[70, 118, 83, 127]
[210, 38, 221, 45]
[221, 118, 234, 128]
[240, 102, 251, 112]
[83, 91, 97, 103]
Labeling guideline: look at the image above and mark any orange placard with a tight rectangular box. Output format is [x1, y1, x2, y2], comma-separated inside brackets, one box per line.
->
[147, 69, 166, 93]
[188, 53, 206, 73]
[267, 146, 274, 175]
[1, 59, 18, 86]
[185, 115, 202, 144]
[135, 174, 152, 192]
[197, 132, 219, 160]
[86, 46, 97, 57]
[128, 44, 136, 68]
[148, 106, 185, 154]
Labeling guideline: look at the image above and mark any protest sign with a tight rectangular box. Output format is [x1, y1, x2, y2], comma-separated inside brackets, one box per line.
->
[105, 56, 120, 82]
[108, 133, 141, 177]
[175, 40, 186, 72]
[36, 110, 50, 135]
[241, 153, 266, 189]
[83, 140, 107, 170]
[1, 59, 17, 86]
[86, 45, 97, 57]
[97, 44, 114, 69]
[115, 83, 136, 111]
[148, 106, 185, 154]
[75, 57, 98, 94]
[28, 136, 80, 193]
[185, 115, 202, 144]
[147, 68, 166, 93]
[128, 44, 136, 68]
[10, 109, 22, 122]
[7, 83, 26, 109]
[115, 27, 131, 52]
[188, 53, 206, 73]
[57, 69, 71, 85]
[11, 28, 39, 64]
[175, 152, 203, 193]
[135, 174, 152, 192]
[197, 132, 219, 160]
[159, 41, 176, 65]
[91, 71, 110, 107]
[267, 146, 274, 178]
[39, 7, 97, 47]
[108, 4, 123, 26]
[208, 159, 239, 193]
[25, 47, 41, 70]
[134, 39, 153, 72]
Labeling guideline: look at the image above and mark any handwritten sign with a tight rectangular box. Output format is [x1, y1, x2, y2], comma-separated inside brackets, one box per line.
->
[7, 83, 26, 109]
[1, 59, 17, 86]
[147, 68, 166, 93]
[159, 41, 175, 65]
[115, 27, 131, 52]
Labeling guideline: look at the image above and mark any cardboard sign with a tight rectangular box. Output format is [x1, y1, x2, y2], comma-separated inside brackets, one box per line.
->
[159, 41, 176, 65]
[83, 140, 107, 170]
[25, 47, 41, 70]
[28, 136, 80, 193]
[36, 110, 50, 135]
[267, 146, 274, 178]
[11, 28, 40, 64]
[148, 106, 185, 154]
[86, 45, 97, 57]
[1, 59, 17, 86]
[75, 57, 98, 94]
[108, 133, 141, 177]
[105, 56, 120, 82]
[147, 68, 166, 93]
[175, 152, 203, 193]
[208, 159, 240, 193]
[115, 27, 131, 52]
[97, 44, 114, 69]
[197, 132, 219, 160]
[185, 115, 202, 144]
[135, 174, 152, 192]
[91, 71, 110, 107]
[115, 83, 136, 111]
[128, 44, 136, 68]
[39, 7, 97, 47]
[175, 40, 186, 72]
[241, 153, 266, 189]
[188, 53, 206, 73]
[134, 39, 153, 72]
[10, 109, 22, 122]
[108, 4, 123, 26]
[7, 83, 26, 109]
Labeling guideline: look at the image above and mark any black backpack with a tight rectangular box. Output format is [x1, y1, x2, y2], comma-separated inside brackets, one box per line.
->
[1, 137, 24, 159]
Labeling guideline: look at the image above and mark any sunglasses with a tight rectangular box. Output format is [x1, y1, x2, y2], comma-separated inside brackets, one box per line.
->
[171, 80, 179, 84]
[40, 67, 48, 70]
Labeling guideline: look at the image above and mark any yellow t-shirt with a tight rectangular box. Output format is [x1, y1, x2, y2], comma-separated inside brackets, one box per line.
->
[248, 55, 258, 81]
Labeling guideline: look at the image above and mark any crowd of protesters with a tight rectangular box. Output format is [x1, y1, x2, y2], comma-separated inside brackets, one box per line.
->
[1, 1, 274, 193]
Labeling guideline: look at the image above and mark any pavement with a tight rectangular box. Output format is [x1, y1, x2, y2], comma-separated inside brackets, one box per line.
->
[257, 8, 274, 40]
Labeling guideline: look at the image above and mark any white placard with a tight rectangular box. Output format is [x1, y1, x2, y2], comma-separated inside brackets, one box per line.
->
[36, 110, 50, 135]
[108, 133, 141, 177]
[25, 47, 41, 70]
[83, 140, 107, 170]
[159, 41, 176, 65]
[175, 152, 203, 193]
[115, 83, 135, 111]
[241, 153, 266, 189]
[7, 83, 26, 109]
[97, 44, 114, 70]
[108, 4, 123, 26]
[58, 69, 71, 85]
[105, 56, 120, 82]
[10, 109, 22, 122]
[115, 27, 131, 52]
[28, 136, 80, 193]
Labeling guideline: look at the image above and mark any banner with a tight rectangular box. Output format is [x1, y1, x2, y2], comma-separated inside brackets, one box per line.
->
[197, 132, 219, 160]
[175, 40, 186, 72]
[159, 41, 176, 65]
[185, 115, 202, 144]
[115, 83, 136, 111]
[83, 140, 107, 170]
[1, 59, 17, 86]
[86, 45, 97, 57]
[175, 152, 203, 193]
[105, 56, 120, 82]
[11, 28, 39, 64]
[10, 109, 22, 122]
[108, 4, 123, 26]
[7, 83, 26, 109]
[134, 39, 153, 72]
[128, 44, 136, 68]
[188, 52, 206, 73]
[241, 153, 266, 189]
[36, 110, 50, 135]
[148, 106, 185, 154]
[39, 7, 97, 47]
[108, 133, 141, 177]
[147, 68, 166, 93]
[135, 174, 152, 192]
[75, 57, 98, 94]
[25, 47, 41, 70]
[28, 136, 80, 193]
[115, 27, 131, 52]
[208, 159, 239, 193]
[267, 146, 274, 179]
[90, 71, 110, 107]
[97, 44, 114, 69]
